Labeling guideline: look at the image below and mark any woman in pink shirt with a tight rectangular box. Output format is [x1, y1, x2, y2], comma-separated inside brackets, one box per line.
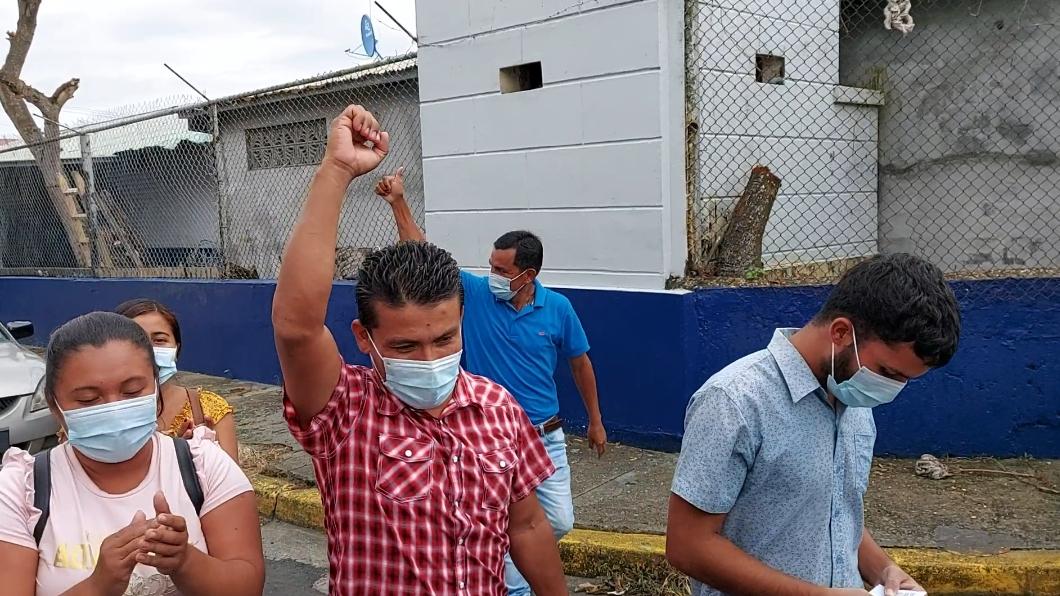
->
[0, 312, 264, 596]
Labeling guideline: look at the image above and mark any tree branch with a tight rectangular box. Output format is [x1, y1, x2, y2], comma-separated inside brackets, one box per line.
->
[2, 0, 41, 79]
[0, 75, 49, 109]
[0, 76, 79, 120]
[50, 77, 78, 109]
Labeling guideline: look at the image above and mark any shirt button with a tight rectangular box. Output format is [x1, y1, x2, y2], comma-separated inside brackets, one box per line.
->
[499, 460, 508, 469]
[458, 581, 465, 588]
[452, 455, 459, 463]
[404, 450, 413, 458]
[458, 538, 465, 545]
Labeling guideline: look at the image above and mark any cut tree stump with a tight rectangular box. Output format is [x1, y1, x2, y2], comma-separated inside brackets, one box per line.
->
[712, 165, 781, 277]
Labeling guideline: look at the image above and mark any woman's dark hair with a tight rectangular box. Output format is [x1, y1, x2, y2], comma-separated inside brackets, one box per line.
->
[115, 298, 182, 355]
[44, 311, 157, 407]
[813, 253, 961, 367]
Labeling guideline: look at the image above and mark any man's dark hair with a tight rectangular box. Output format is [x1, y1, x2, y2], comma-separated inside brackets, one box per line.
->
[493, 230, 543, 272]
[45, 311, 157, 406]
[813, 253, 960, 367]
[115, 298, 182, 355]
[356, 241, 464, 329]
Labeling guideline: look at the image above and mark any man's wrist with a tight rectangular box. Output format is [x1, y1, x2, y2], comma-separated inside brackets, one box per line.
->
[876, 562, 898, 585]
[315, 161, 356, 187]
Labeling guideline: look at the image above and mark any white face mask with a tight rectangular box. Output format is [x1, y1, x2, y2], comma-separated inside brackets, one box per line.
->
[62, 391, 158, 463]
[154, 347, 178, 384]
[366, 333, 462, 410]
[826, 327, 907, 408]
[488, 270, 530, 302]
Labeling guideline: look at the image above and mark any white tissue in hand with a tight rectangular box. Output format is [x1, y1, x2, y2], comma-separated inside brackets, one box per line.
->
[869, 586, 927, 596]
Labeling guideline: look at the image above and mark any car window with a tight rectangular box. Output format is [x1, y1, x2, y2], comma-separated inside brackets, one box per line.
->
[0, 324, 13, 343]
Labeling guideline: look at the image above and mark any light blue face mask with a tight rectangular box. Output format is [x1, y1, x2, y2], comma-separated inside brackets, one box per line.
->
[62, 392, 158, 463]
[488, 270, 529, 302]
[826, 327, 907, 408]
[154, 347, 178, 384]
[367, 334, 462, 410]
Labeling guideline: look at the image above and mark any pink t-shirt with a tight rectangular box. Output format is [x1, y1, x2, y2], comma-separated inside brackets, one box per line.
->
[0, 428, 252, 596]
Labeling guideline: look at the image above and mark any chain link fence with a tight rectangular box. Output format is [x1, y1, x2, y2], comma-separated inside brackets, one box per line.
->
[0, 54, 420, 280]
[685, 0, 1059, 293]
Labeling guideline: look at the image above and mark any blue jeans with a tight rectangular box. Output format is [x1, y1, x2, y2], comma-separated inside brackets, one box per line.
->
[504, 428, 574, 595]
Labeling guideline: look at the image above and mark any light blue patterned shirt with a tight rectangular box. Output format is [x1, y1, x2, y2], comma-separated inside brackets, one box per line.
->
[672, 329, 876, 595]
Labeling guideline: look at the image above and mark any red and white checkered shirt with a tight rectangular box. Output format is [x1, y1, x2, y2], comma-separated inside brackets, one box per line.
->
[283, 362, 555, 596]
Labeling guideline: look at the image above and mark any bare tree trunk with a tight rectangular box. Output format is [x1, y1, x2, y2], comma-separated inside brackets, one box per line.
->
[0, 0, 87, 266]
[25, 127, 90, 266]
[714, 165, 781, 277]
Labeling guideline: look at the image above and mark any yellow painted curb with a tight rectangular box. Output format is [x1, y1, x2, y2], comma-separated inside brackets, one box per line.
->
[252, 477, 1060, 594]
[887, 548, 1060, 595]
[248, 473, 297, 519]
[274, 486, 326, 530]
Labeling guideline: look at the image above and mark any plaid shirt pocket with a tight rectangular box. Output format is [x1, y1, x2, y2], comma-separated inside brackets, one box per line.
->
[376, 434, 435, 503]
[477, 446, 519, 511]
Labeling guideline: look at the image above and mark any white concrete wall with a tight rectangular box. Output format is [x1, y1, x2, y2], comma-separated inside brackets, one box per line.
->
[687, 0, 879, 268]
[416, 0, 686, 290]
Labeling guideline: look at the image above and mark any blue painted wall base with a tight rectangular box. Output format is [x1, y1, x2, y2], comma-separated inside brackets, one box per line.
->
[1, 276, 1056, 457]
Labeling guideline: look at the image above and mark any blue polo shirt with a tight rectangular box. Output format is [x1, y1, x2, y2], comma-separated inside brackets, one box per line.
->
[460, 271, 590, 425]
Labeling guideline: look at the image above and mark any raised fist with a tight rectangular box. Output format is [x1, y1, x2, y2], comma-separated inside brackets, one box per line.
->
[322, 104, 390, 178]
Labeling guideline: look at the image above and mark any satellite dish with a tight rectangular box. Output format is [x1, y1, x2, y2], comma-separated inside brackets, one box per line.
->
[361, 15, 377, 57]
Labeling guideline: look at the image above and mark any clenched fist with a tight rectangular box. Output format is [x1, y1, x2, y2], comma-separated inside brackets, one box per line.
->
[374, 167, 406, 204]
[322, 105, 390, 178]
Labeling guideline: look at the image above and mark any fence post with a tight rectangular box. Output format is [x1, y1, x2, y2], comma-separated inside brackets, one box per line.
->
[79, 133, 100, 277]
[211, 103, 228, 277]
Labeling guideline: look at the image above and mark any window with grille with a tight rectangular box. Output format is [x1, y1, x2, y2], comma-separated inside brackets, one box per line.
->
[245, 118, 327, 170]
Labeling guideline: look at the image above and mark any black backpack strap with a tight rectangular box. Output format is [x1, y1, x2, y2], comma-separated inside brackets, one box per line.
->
[172, 437, 204, 515]
[32, 449, 52, 546]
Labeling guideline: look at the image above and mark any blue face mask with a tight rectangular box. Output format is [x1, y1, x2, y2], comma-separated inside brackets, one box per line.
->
[154, 347, 178, 384]
[62, 392, 158, 463]
[826, 328, 907, 408]
[488, 271, 529, 302]
[367, 334, 462, 410]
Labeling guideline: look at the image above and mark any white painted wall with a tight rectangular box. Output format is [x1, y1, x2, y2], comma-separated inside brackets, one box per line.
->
[416, 0, 686, 290]
[217, 85, 423, 278]
[687, 0, 880, 268]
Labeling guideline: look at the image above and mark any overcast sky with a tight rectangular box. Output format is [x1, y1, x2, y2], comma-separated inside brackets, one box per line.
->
[0, 0, 417, 136]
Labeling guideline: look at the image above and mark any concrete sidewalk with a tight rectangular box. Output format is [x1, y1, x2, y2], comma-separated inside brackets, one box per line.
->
[182, 371, 1060, 594]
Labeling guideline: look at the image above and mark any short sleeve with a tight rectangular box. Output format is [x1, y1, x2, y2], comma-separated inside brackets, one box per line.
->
[558, 298, 590, 358]
[282, 362, 366, 460]
[197, 390, 234, 423]
[0, 448, 40, 550]
[509, 402, 556, 503]
[671, 385, 755, 514]
[188, 428, 253, 517]
[460, 270, 489, 301]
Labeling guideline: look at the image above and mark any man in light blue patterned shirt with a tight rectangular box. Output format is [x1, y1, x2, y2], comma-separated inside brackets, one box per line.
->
[667, 254, 961, 596]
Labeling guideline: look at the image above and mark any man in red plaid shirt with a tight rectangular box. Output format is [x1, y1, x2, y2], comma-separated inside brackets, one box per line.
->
[272, 104, 568, 595]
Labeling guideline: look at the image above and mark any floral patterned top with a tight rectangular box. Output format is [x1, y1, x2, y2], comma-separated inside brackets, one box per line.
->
[161, 389, 234, 437]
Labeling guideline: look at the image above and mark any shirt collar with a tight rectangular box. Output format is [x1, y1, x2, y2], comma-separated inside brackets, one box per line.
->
[529, 279, 546, 308]
[767, 328, 825, 403]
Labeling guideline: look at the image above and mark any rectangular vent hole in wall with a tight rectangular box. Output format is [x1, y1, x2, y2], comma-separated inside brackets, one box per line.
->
[500, 62, 543, 94]
[756, 54, 785, 84]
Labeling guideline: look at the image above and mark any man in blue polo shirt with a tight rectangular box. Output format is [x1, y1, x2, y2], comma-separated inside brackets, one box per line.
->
[375, 169, 607, 595]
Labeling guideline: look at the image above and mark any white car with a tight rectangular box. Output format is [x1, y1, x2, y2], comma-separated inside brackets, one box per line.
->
[0, 321, 56, 455]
